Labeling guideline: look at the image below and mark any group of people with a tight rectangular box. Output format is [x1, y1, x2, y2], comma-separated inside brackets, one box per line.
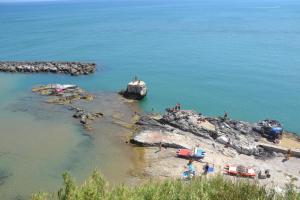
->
[184, 160, 214, 179]
[167, 102, 182, 112]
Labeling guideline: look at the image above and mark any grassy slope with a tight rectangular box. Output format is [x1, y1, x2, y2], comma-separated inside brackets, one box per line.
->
[32, 171, 300, 200]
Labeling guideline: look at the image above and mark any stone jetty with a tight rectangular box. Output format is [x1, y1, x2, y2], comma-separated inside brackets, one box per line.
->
[0, 61, 96, 75]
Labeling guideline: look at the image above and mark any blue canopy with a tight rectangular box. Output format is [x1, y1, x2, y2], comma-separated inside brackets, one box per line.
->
[271, 127, 283, 134]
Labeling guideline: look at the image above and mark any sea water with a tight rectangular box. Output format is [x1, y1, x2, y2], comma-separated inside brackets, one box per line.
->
[1, 0, 299, 132]
[0, 0, 300, 198]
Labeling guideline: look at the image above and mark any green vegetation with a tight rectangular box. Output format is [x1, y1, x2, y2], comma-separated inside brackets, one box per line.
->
[32, 171, 300, 200]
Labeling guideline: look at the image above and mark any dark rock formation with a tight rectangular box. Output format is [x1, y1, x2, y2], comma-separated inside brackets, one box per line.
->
[69, 105, 103, 130]
[0, 61, 96, 75]
[161, 110, 215, 139]
[132, 109, 285, 158]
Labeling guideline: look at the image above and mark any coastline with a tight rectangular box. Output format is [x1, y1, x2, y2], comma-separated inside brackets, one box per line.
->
[129, 109, 300, 190]
[1, 79, 299, 198]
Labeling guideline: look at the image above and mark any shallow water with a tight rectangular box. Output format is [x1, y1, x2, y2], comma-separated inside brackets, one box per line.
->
[0, 77, 140, 199]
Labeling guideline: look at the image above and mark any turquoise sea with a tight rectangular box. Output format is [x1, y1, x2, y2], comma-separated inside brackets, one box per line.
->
[1, 0, 300, 132]
[0, 0, 300, 198]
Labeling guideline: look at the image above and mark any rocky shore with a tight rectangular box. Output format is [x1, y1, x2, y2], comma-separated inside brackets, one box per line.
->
[0, 61, 96, 75]
[131, 109, 300, 190]
[32, 84, 103, 130]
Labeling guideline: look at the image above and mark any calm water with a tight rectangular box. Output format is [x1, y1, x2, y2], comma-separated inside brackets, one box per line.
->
[0, 0, 300, 198]
[1, 0, 300, 132]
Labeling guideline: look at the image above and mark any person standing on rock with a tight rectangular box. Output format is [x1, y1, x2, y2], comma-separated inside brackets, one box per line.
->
[159, 141, 162, 151]
[174, 103, 181, 111]
[286, 149, 292, 161]
[177, 103, 181, 110]
[223, 111, 228, 121]
[204, 163, 209, 175]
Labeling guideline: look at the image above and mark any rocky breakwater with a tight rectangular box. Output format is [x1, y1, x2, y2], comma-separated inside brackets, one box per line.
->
[0, 61, 96, 75]
[132, 109, 293, 158]
[32, 84, 103, 130]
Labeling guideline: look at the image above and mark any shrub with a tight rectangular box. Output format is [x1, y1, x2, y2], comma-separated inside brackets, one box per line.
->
[32, 171, 300, 200]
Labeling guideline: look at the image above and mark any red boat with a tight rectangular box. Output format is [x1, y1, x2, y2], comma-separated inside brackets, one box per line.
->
[224, 164, 256, 178]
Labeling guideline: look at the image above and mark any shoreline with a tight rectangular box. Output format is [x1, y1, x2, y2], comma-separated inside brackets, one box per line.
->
[130, 109, 300, 190]
[1, 80, 300, 197]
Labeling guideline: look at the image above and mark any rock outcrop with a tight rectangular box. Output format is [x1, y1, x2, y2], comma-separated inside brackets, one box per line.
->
[0, 61, 96, 75]
[161, 110, 216, 139]
[32, 84, 103, 130]
[69, 105, 103, 131]
[32, 84, 94, 105]
[132, 109, 282, 158]
[131, 130, 196, 149]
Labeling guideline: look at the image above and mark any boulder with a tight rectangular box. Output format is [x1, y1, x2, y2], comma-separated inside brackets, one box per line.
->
[216, 135, 229, 144]
[131, 130, 194, 149]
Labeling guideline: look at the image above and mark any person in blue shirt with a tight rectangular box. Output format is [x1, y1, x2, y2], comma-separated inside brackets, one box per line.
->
[187, 160, 196, 177]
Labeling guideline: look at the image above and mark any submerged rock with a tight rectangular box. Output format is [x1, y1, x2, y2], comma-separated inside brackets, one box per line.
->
[0, 169, 11, 186]
[33, 84, 102, 131]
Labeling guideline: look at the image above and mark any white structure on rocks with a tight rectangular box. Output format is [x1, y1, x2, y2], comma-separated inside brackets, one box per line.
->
[120, 78, 147, 100]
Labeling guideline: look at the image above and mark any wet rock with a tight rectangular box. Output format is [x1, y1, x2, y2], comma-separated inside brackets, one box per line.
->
[32, 84, 103, 131]
[32, 84, 95, 105]
[72, 107, 103, 128]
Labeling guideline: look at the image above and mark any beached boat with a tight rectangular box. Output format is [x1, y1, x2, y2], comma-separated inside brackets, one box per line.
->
[224, 164, 256, 178]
